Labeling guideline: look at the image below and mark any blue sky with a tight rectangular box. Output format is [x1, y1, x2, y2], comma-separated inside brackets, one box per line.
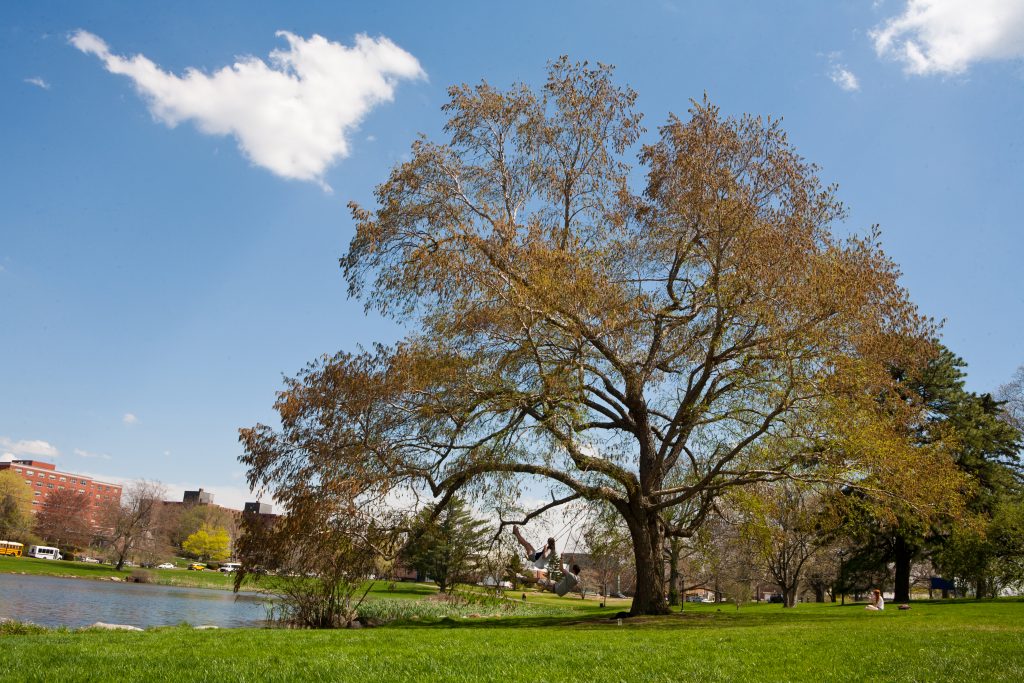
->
[2, 1, 1022, 508]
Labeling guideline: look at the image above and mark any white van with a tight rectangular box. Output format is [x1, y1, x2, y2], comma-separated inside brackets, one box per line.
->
[219, 562, 241, 573]
[27, 545, 62, 560]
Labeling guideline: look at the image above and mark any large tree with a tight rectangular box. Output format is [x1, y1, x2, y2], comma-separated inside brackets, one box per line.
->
[242, 60, 939, 615]
[842, 347, 1021, 601]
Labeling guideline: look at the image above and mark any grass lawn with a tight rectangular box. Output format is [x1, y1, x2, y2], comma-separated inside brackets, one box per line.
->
[0, 554, 461, 602]
[0, 555, 252, 591]
[2, 595, 1022, 682]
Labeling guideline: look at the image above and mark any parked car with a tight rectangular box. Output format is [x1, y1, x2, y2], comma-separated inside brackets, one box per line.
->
[156, 563, 175, 570]
[219, 562, 241, 573]
[187, 562, 206, 571]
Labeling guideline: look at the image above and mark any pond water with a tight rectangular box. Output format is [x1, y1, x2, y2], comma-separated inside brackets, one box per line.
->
[0, 573, 271, 629]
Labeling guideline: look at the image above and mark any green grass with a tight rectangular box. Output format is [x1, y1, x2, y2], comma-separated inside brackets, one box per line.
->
[2, 598, 1022, 682]
[0, 555, 255, 591]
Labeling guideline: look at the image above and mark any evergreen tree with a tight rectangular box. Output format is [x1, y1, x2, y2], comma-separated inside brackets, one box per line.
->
[844, 346, 1022, 601]
[401, 498, 489, 593]
[546, 550, 563, 585]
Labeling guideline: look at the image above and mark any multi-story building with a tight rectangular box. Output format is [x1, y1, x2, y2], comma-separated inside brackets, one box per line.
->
[0, 459, 122, 523]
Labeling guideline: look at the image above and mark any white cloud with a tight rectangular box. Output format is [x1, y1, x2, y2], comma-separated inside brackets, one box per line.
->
[24, 77, 51, 90]
[69, 29, 425, 190]
[0, 436, 60, 459]
[871, 0, 1024, 75]
[829, 65, 861, 91]
[122, 413, 139, 425]
[74, 448, 112, 460]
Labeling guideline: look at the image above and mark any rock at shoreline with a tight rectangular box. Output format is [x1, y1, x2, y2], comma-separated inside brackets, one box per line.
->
[88, 622, 143, 631]
[194, 625, 219, 630]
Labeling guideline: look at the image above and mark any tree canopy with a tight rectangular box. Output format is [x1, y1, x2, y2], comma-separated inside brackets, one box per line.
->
[241, 59, 944, 615]
[0, 470, 34, 542]
[182, 523, 232, 563]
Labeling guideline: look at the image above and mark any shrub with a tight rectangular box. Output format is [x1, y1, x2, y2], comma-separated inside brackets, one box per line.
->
[0, 620, 50, 635]
[130, 570, 153, 584]
[356, 592, 573, 623]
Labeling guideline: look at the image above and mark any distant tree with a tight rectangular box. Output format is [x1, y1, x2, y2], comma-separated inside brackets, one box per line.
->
[401, 498, 489, 593]
[934, 496, 1024, 597]
[476, 534, 517, 595]
[996, 365, 1024, 434]
[99, 481, 166, 571]
[582, 507, 633, 599]
[706, 515, 761, 609]
[737, 483, 834, 608]
[0, 470, 34, 542]
[182, 524, 231, 563]
[34, 489, 93, 549]
[169, 504, 239, 551]
[802, 545, 841, 603]
[504, 552, 526, 589]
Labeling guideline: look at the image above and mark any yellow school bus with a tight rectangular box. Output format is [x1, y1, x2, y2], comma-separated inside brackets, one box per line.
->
[0, 540, 24, 557]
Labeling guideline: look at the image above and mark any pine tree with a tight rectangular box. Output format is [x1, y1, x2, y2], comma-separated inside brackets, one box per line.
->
[401, 498, 489, 593]
[546, 551, 563, 585]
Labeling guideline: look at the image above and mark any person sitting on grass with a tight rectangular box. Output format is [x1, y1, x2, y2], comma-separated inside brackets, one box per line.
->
[539, 553, 582, 598]
[512, 526, 556, 581]
[865, 588, 885, 611]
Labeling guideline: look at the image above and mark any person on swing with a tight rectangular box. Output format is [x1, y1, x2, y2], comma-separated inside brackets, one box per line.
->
[512, 526, 581, 596]
[540, 555, 582, 597]
[512, 526, 556, 580]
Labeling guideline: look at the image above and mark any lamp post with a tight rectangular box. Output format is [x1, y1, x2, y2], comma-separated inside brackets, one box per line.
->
[838, 549, 847, 606]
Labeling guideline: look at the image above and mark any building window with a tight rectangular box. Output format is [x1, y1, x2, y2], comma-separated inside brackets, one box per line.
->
[34, 491, 40, 497]
[48, 474, 56, 480]
[47, 484, 54, 489]
[60, 476, 66, 482]
[14, 468, 22, 473]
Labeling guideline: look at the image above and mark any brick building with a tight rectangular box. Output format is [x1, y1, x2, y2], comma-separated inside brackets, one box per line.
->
[0, 459, 122, 525]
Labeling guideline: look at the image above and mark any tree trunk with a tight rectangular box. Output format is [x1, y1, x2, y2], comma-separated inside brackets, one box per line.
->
[667, 540, 681, 607]
[893, 534, 912, 603]
[624, 511, 669, 616]
[814, 585, 825, 603]
[783, 583, 797, 608]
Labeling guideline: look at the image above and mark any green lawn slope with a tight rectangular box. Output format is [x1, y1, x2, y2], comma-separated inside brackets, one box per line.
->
[2, 596, 1022, 682]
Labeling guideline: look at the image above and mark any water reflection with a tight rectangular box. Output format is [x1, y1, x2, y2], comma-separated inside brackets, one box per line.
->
[0, 573, 270, 628]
